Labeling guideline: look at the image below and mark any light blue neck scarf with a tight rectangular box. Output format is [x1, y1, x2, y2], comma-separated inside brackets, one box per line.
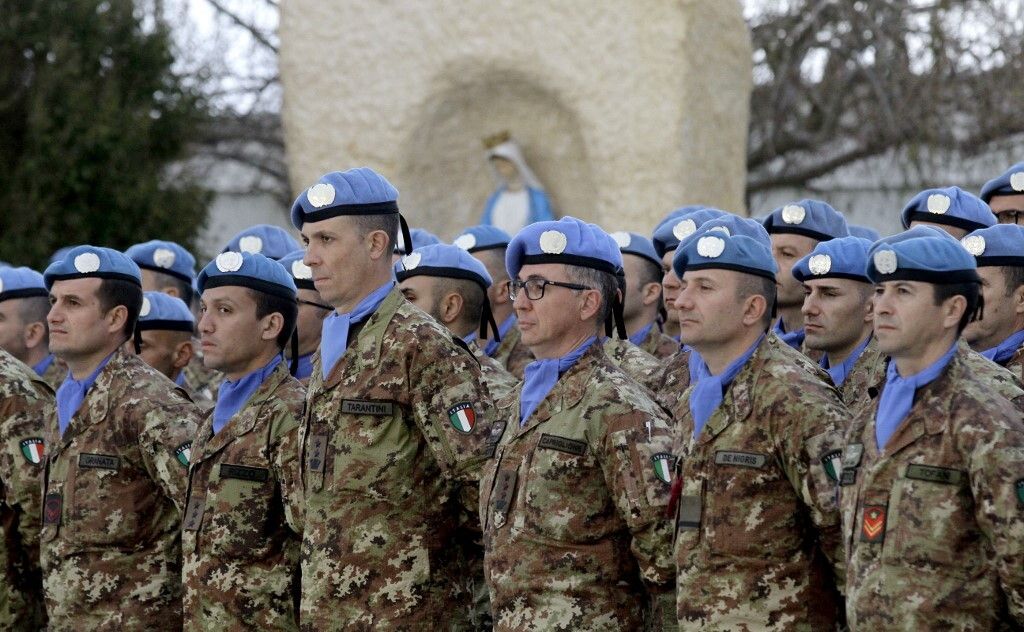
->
[519, 336, 597, 426]
[820, 335, 872, 387]
[56, 351, 116, 437]
[688, 335, 764, 437]
[33, 353, 55, 377]
[875, 341, 958, 450]
[773, 318, 805, 350]
[320, 282, 394, 379]
[980, 329, 1024, 366]
[213, 355, 282, 434]
[628, 322, 656, 347]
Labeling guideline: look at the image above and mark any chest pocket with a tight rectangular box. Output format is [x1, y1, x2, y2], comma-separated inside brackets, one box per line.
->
[201, 460, 277, 559]
[331, 400, 420, 502]
[885, 463, 980, 577]
[705, 449, 801, 559]
[68, 450, 160, 547]
[521, 433, 609, 542]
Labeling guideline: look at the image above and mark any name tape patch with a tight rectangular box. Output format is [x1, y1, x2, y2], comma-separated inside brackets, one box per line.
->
[905, 464, 963, 486]
[714, 451, 767, 469]
[341, 399, 394, 416]
[220, 463, 270, 483]
[79, 453, 120, 470]
[537, 434, 587, 456]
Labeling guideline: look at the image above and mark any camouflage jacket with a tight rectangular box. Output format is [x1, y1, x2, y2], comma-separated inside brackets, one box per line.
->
[298, 287, 494, 630]
[655, 347, 692, 417]
[840, 343, 1024, 628]
[671, 333, 847, 630]
[834, 338, 887, 416]
[182, 360, 304, 631]
[636, 325, 680, 360]
[40, 347, 199, 631]
[39, 355, 66, 391]
[491, 324, 533, 379]
[480, 343, 677, 631]
[603, 337, 666, 395]
[472, 343, 519, 402]
[183, 351, 222, 409]
[0, 350, 52, 631]
[1006, 344, 1024, 382]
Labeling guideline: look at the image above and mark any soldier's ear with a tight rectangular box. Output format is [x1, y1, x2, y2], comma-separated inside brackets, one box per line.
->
[173, 339, 194, 371]
[641, 281, 662, 307]
[1013, 284, 1024, 316]
[740, 294, 768, 327]
[105, 304, 129, 336]
[23, 320, 47, 350]
[366, 229, 391, 261]
[259, 311, 285, 342]
[439, 292, 463, 326]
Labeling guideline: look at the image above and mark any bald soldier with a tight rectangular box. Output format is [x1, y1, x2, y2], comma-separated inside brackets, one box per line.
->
[396, 243, 518, 401]
[842, 228, 1024, 628]
[0, 348, 52, 630]
[454, 225, 534, 378]
[981, 161, 1024, 225]
[40, 246, 199, 630]
[794, 236, 882, 410]
[670, 226, 847, 629]
[480, 217, 676, 630]
[961, 224, 1024, 376]
[292, 168, 494, 629]
[0, 266, 63, 388]
[763, 199, 850, 350]
[182, 252, 304, 630]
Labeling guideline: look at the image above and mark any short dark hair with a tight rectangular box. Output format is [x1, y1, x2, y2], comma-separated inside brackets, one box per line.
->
[477, 249, 509, 283]
[249, 290, 298, 350]
[96, 279, 144, 340]
[932, 281, 981, 334]
[566, 265, 617, 327]
[18, 296, 51, 341]
[1001, 266, 1024, 297]
[354, 214, 399, 254]
[436, 277, 487, 332]
[151, 269, 193, 304]
[637, 258, 663, 290]
[736, 273, 777, 328]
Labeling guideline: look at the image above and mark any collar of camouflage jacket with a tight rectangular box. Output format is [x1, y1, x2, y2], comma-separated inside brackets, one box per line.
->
[691, 334, 774, 445]
[506, 342, 603, 438]
[195, 359, 293, 461]
[51, 346, 133, 451]
[317, 286, 405, 390]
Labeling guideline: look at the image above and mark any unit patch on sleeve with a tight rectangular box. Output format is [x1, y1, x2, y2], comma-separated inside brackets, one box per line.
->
[447, 402, 477, 433]
[860, 504, 887, 543]
[651, 453, 675, 485]
[19, 438, 45, 465]
[175, 441, 192, 468]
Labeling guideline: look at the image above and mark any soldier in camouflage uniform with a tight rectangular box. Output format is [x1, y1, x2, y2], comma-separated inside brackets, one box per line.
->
[127, 291, 196, 389]
[0, 348, 51, 630]
[793, 236, 877, 406]
[181, 251, 304, 630]
[610, 231, 679, 359]
[841, 228, 1024, 628]
[454, 225, 534, 378]
[279, 249, 331, 382]
[292, 168, 495, 629]
[960, 224, 1024, 377]
[602, 336, 666, 395]
[0, 266, 63, 389]
[40, 246, 199, 630]
[669, 226, 847, 629]
[480, 217, 677, 631]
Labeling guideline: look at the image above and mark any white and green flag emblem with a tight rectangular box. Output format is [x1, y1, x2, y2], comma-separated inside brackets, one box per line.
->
[821, 449, 843, 483]
[448, 403, 476, 433]
[175, 442, 192, 468]
[651, 453, 675, 485]
[20, 438, 44, 465]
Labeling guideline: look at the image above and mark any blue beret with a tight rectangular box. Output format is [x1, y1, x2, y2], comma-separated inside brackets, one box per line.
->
[651, 206, 729, 258]
[290, 167, 400, 229]
[222, 225, 301, 261]
[0, 267, 48, 302]
[672, 227, 777, 281]
[395, 244, 493, 290]
[609, 231, 661, 269]
[867, 226, 978, 284]
[396, 228, 442, 255]
[44, 245, 142, 289]
[900, 186, 995, 232]
[960, 224, 1024, 268]
[792, 236, 873, 283]
[197, 251, 297, 301]
[506, 216, 622, 279]
[124, 240, 196, 283]
[848, 225, 881, 241]
[137, 292, 194, 333]
[979, 162, 1024, 203]
[278, 250, 315, 291]
[763, 199, 849, 242]
[692, 215, 771, 248]
[453, 225, 512, 253]
[48, 247, 72, 266]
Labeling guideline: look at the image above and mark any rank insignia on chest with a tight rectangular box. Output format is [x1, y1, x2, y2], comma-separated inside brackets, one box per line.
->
[175, 442, 192, 468]
[820, 449, 842, 483]
[651, 453, 675, 485]
[19, 438, 44, 465]
[860, 504, 887, 543]
[448, 402, 476, 433]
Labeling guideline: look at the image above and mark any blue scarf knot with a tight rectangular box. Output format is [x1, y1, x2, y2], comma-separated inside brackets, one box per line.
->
[320, 282, 394, 379]
[687, 335, 764, 436]
[213, 355, 282, 434]
[56, 351, 116, 437]
[820, 335, 872, 387]
[980, 329, 1024, 366]
[519, 336, 597, 426]
[875, 341, 958, 450]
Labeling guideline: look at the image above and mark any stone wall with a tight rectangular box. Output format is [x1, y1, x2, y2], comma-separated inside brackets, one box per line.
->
[279, 0, 751, 238]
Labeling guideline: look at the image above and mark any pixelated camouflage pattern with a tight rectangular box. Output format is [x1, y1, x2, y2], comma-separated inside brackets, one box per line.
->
[298, 288, 494, 630]
[655, 348, 693, 418]
[841, 342, 1024, 628]
[480, 342, 677, 631]
[183, 351, 222, 409]
[39, 356, 66, 391]
[603, 338, 666, 395]
[0, 350, 51, 631]
[182, 360, 304, 631]
[1006, 343, 1024, 382]
[834, 338, 886, 415]
[472, 343, 519, 402]
[636, 325, 680, 360]
[491, 324, 533, 379]
[672, 333, 847, 630]
[40, 347, 200, 631]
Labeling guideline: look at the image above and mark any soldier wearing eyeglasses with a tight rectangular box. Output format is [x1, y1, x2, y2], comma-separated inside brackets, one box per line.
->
[981, 162, 1024, 226]
[479, 217, 676, 630]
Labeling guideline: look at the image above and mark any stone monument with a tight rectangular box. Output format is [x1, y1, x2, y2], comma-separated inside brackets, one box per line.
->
[279, 0, 752, 237]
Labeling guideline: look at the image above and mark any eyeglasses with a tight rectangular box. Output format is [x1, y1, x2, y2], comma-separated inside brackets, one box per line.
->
[509, 278, 592, 301]
[298, 298, 333, 311]
[996, 210, 1024, 225]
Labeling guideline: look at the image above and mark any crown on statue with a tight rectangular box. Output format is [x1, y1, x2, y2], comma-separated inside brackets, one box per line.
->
[482, 130, 511, 149]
